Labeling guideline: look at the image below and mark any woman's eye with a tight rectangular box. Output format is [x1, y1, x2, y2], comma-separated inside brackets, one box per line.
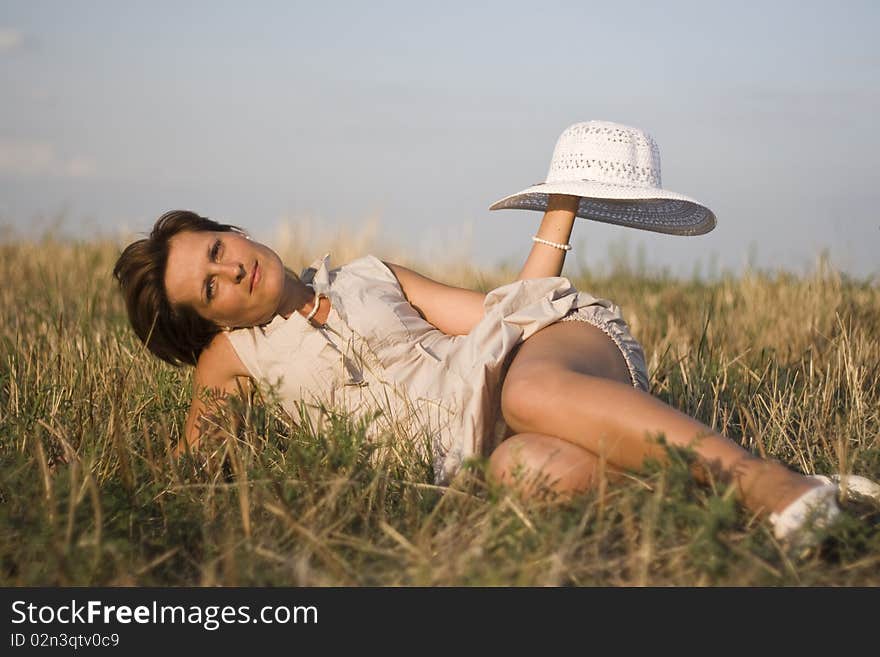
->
[207, 239, 222, 301]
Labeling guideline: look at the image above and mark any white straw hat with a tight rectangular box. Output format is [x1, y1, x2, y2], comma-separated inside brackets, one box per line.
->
[489, 120, 716, 236]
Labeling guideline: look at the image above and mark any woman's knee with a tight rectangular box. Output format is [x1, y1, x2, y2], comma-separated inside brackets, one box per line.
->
[487, 435, 534, 486]
[487, 433, 604, 499]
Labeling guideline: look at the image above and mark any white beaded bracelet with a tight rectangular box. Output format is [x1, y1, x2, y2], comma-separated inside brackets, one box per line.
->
[532, 235, 572, 251]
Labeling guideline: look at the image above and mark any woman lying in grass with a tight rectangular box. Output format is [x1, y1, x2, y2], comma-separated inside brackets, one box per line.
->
[113, 121, 878, 555]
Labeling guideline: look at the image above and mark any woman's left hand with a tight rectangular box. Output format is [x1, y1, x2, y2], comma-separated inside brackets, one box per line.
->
[546, 194, 580, 214]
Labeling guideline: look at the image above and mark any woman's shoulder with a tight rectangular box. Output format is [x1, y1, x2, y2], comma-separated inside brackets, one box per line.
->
[336, 254, 399, 285]
[195, 332, 250, 384]
[300, 252, 394, 283]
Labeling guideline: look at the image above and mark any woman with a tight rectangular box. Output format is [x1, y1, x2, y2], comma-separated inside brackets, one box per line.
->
[113, 121, 874, 554]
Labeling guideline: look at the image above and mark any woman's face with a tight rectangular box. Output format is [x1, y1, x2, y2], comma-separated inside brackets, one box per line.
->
[164, 229, 286, 329]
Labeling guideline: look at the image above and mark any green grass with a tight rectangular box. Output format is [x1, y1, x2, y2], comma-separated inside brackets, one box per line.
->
[1, 229, 878, 586]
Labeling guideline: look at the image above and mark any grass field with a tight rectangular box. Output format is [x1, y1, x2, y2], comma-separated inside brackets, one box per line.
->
[1, 224, 878, 586]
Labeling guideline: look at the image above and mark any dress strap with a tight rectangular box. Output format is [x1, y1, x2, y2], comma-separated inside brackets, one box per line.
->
[304, 283, 328, 327]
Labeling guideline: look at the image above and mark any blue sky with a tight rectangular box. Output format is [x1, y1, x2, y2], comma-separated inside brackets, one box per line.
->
[1, 0, 878, 280]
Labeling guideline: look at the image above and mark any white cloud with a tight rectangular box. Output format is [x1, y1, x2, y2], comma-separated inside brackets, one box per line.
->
[0, 140, 98, 179]
[0, 28, 24, 53]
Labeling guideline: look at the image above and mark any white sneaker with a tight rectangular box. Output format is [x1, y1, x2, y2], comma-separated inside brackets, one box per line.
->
[768, 482, 841, 554]
[809, 473, 880, 507]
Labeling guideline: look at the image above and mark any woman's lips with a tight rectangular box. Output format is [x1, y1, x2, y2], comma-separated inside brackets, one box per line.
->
[250, 260, 259, 293]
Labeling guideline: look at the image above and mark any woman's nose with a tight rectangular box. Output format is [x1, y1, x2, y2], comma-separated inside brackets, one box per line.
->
[214, 262, 246, 283]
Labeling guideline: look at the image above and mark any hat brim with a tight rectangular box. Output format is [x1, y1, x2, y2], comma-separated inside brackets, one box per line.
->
[489, 180, 716, 236]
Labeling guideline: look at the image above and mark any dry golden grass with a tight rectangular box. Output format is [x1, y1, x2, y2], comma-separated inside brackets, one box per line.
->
[1, 222, 878, 586]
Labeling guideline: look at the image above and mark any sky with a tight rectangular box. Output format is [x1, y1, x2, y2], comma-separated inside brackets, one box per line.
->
[1, 0, 878, 281]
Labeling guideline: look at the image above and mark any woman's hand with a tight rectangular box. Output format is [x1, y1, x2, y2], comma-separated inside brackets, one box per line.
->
[545, 193, 580, 214]
[516, 194, 580, 280]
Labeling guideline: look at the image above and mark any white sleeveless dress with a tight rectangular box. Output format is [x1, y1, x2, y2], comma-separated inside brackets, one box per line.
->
[227, 254, 650, 485]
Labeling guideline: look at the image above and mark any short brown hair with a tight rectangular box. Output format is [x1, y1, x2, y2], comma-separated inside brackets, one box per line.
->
[113, 210, 243, 367]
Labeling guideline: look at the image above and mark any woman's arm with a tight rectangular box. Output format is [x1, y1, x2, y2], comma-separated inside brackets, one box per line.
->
[175, 334, 251, 458]
[383, 262, 486, 336]
[381, 194, 580, 335]
[516, 194, 579, 280]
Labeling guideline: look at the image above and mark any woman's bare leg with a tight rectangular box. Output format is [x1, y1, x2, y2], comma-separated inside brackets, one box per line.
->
[487, 432, 626, 499]
[496, 320, 823, 516]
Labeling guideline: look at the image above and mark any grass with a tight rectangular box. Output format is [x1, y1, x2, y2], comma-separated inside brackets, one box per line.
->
[1, 223, 878, 586]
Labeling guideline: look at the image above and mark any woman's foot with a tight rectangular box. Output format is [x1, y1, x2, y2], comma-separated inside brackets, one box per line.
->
[768, 481, 841, 554]
[809, 473, 880, 507]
